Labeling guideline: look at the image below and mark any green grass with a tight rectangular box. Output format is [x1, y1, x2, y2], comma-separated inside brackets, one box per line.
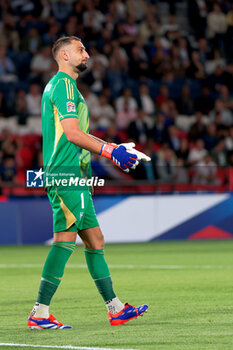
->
[1, 241, 233, 350]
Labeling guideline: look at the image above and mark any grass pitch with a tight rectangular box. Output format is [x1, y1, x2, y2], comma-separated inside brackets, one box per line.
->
[1, 241, 233, 350]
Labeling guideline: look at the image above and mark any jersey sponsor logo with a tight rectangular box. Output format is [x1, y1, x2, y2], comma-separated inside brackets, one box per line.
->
[67, 101, 76, 112]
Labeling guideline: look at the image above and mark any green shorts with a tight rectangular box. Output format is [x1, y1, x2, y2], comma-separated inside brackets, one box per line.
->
[46, 187, 99, 233]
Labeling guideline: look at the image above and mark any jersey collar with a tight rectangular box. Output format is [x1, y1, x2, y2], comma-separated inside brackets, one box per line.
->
[56, 71, 77, 84]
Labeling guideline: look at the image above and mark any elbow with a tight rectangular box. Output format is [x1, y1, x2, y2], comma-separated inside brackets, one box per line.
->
[66, 132, 75, 144]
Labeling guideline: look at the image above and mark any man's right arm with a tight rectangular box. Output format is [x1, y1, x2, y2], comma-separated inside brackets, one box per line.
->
[52, 79, 138, 172]
[60, 117, 103, 154]
[60, 117, 138, 172]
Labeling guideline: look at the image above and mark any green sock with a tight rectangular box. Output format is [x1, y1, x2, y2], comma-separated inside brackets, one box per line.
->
[84, 248, 116, 302]
[37, 241, 75, 305]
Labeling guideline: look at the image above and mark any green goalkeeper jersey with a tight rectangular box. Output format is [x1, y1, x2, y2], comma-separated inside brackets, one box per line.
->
[41, 71, 91, 182]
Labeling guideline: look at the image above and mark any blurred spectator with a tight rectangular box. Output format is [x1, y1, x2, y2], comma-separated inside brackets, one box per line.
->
[155, 85, 170, 108]
[214, 112, 228, 137]
[126, 0, 147, 21]
[156, 147, 177, 182]
[82, 61, 106, 94]
[209, 99, 233, 127]
[116, 101, 137, 130]
[225, 126, 233, 152]
[186, 51, 205, 80]
[0, 13, 20, 51]
[188, 0, 207, 38]
[16, 139, 35, 172]
[51, 0, 72, 24]
[1, 135, 16, 159]
[43, 60, 58, 83]
[161, 14, 179, 37]
[188, 139, 207, 166]
[30, 46, 53, 84]
[64, 16, 79, 37]
[94, 95, 115, 130]
[128, 109, 151, 144]
[12, 89, 29, 124]
[0, 157, 16, 184]
[112, 21, 136, 49]
[211, 139, 228, 167]
[194, 86, 214, 114]
[176, 85, 194, 116]
[203, 123, 219, 151]
[139, 12, 160, 44]
[133, 139, 158, 180]
[110, 45, 128, 72]
[104, 123, 121, 145]
[161, 100, 178, 126]
[206, 65, 229, 93]
[87, 47, 109, 71]
[151, 112, 167, 143]
[173, 158, 189, 184]
[166, 125, 180, 153]
[207, 3, 227, 54]
[193, 153, 219, 185]
[170, 44, 185, 78]
[176, 138, 190, 166]
[26, 84, 42, 116]
[177, 37, 190, 64]
[115, 88, 138, 112]
[105, 57, 126, 99]
[218, 85, 233, 111]
[128, 45, 149, 80]
[123, 15, 139, 37]
[108, 0, 127, 21]
[205, 49, 226, 75]
[83, 2, 105, 33]
[149, 40, 170, 80]
[198, 38, 211, 66]
[137, 84, 155, 116]
[10, 0, 42, 17]
[21, 27, 43, 54]
[43, 23, 61, 45]
[0, 48, 17, 82]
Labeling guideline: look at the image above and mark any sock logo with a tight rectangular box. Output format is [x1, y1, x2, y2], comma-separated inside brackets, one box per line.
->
[32, 302, 40, 316]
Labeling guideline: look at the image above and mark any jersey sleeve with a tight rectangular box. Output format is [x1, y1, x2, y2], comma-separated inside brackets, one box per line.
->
[51, 78, 79, 120]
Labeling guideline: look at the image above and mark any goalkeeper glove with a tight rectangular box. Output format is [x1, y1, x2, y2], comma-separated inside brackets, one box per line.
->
[99, 144, 138, 172]
[120, 143, 151, 162]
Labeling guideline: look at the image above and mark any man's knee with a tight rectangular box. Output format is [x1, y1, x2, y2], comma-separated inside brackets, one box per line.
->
[79, 227, 105, 250]
[96, 232, 105, 249]
[54, 231, 77, 242]
[89, 232, 105, 250]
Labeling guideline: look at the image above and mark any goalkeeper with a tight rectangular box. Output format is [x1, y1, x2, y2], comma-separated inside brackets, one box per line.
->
[27, 36, 148, 330]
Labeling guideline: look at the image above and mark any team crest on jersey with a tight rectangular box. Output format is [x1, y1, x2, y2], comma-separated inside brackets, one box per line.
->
[67, 101, 76, 112]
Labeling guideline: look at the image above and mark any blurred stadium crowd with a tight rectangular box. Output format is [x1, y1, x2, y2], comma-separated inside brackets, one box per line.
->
[0, 0, 233, 193]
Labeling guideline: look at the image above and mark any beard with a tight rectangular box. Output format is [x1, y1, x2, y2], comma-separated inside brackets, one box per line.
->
[76, 63, 87, 73]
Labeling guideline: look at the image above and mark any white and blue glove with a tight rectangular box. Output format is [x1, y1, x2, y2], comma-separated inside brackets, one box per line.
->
[120, 142, 151, 162]
[99, 143, 138, 172]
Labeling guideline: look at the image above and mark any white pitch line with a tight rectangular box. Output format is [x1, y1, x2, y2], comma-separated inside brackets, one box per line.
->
[0, 264, 233, 270]
[0, 343, 136, 350]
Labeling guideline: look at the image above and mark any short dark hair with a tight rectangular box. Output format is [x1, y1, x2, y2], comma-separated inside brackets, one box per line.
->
[52, 36, 81, 59]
